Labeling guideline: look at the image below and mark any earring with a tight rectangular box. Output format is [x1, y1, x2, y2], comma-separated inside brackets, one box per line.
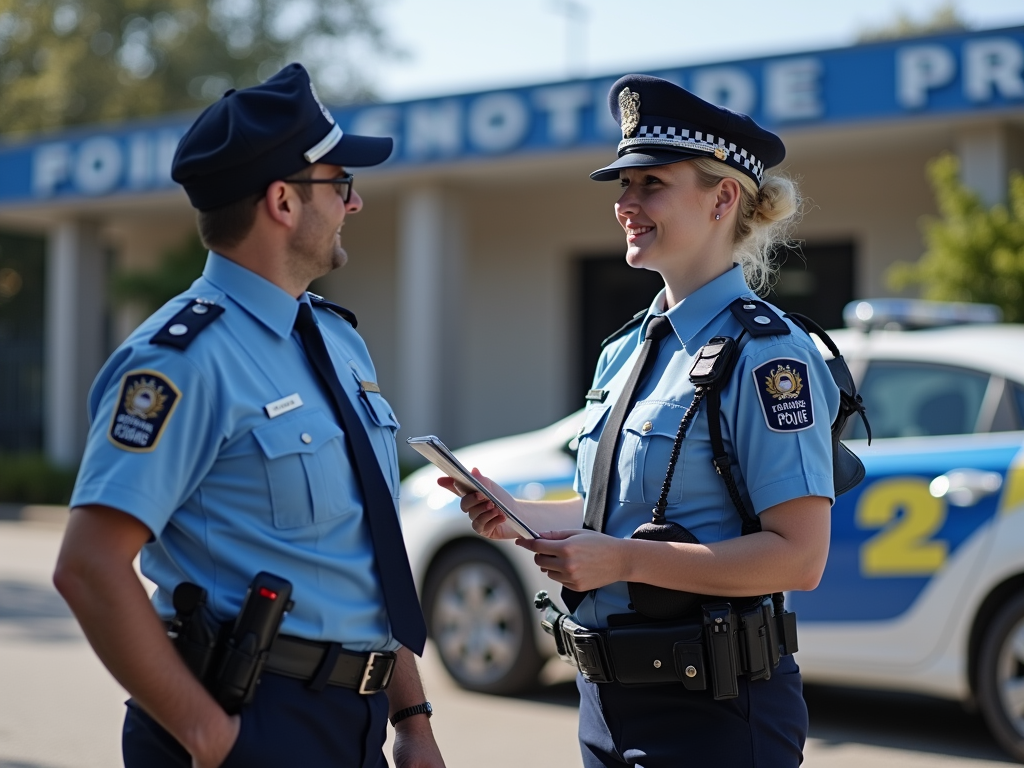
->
[715, 213, 721, 220]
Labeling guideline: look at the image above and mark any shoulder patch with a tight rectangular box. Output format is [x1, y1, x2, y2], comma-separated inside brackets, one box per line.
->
[108, 370, 181, 452]
[308, 292, 357, 328]
[601, 308, 647, 348]
[752, 358, 814, 432]
[729, 298, 789, 337]
[151, 299, 224, 350]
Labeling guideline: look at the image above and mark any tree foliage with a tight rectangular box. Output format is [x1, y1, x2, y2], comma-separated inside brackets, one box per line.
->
[857, 1, 966, 42]
[888, 153, 1024, 322]
[0, 0, 394, 135]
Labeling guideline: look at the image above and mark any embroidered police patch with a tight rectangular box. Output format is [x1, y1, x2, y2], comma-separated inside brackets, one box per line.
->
[752, 358, 814, 432]
[107, 370, 181, 452]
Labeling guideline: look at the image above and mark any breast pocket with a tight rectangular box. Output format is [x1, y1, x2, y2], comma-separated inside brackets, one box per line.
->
[350, 370, 402, 496]
[252, 408, 353, 529]
[620, 401, 690, 505]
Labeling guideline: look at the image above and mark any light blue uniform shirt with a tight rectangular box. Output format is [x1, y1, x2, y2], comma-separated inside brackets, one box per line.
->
[573, 265, 840, 628]
[71, 252, 401, 651]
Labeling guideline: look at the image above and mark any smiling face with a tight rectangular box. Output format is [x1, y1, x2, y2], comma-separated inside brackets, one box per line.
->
[287, 163, 363, 283]
[614, 159, 738, 302]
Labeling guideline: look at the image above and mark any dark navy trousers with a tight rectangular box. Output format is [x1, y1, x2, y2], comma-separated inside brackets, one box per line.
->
[122, 671, 390, 768]
[577, 655, 807, 767]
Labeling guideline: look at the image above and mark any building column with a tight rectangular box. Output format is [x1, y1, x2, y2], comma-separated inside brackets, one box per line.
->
[395, 187, 465, 455]
[955, 124, 1024, 206]
[44, 220, 108, 467]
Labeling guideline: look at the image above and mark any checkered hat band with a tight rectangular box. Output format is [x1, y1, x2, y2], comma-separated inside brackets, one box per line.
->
[617, 128, 765, 183]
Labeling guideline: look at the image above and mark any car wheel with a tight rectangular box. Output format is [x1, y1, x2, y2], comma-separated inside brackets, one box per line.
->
[423, 541, 544, 695]
[978, 592, 1024, 762]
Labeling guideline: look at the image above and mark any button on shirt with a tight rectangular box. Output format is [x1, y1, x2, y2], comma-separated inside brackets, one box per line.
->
[572, 266, 840, 628]
[71, 252, 401, 651]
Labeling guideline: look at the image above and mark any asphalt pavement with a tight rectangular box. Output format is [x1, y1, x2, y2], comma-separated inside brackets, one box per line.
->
[0, 517, 1018, 768]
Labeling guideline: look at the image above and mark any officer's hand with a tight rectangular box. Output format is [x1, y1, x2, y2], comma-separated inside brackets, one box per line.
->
[191, 713, 241, 768]
[516, 530, 627, 592]
[437, 469, 521, 540]
[392, 715, 446, 768]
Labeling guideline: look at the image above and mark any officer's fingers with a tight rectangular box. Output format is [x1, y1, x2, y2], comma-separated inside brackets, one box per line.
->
[537, 529, 580, 541]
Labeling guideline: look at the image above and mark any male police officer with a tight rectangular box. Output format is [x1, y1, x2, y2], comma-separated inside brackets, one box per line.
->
[53, 64, 445, 768]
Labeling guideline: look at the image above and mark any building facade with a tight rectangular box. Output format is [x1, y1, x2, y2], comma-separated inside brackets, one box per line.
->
[1, 26, 1023, 466]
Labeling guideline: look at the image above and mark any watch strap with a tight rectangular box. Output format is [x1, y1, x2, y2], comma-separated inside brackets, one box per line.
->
[389, 701, 432, 726]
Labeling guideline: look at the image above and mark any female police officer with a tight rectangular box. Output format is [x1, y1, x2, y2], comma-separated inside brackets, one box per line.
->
[443, 74, 839, 767]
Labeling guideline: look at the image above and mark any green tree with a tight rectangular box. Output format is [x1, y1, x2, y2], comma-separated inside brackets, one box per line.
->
[888, 153, 1024, 322]
[0, 0, 395, 135]
[857, 1, 966, 42]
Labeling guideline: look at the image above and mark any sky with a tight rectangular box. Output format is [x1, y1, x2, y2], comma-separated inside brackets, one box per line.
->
[367, 0, 1024, 102]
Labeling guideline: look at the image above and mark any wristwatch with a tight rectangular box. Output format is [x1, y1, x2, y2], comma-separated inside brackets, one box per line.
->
[389, 701, 433, 727]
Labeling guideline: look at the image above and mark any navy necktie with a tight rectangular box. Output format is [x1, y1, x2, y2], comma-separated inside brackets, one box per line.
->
[294, 303, 427, 655]
[562, 315, 673, 613]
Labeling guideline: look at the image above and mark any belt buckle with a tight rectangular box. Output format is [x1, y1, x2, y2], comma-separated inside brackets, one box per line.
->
[358, 652, 392, 694]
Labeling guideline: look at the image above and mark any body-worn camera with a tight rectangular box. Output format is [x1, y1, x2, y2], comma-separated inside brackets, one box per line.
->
[168, 572, 294, 714]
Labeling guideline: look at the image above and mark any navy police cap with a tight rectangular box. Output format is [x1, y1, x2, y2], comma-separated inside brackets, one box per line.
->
[591, 74, 785, 186]
[172, 63, 393, 210]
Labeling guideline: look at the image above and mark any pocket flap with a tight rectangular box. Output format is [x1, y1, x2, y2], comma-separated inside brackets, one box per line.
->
[623, 401, 686, 438]
[253, 408, 342, 460]
[348, 367, 400, 430]
[578, 404, 610, 439]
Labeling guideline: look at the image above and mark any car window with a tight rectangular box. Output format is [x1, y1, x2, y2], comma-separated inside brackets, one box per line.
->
[846, 361, 990, 439]
[1013, 383, 1024, 429]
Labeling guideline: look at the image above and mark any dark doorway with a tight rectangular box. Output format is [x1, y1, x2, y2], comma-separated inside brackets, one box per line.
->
[575, 255, 664, 404]
[766, 241, 856, 330]
[0, 232, 45, 452]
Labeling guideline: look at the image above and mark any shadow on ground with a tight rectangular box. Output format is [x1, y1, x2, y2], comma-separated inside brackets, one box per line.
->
[0, 579, 80, 642]
[0, 761, 65, 768]
[804, 683, 1012, 763]
[506, 678, 1014, 763]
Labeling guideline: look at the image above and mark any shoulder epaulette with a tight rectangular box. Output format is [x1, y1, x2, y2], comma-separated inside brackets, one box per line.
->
[150, 299, 224, 350]
[601, 308, 647, 348]
[308, 292, 357, 328]
[728, 298, 790, 338]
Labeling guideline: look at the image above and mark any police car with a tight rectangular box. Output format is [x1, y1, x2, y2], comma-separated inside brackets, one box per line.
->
[399, 299, 1024, 762]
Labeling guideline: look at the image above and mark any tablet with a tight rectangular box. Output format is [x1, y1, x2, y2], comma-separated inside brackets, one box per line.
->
[407, 435, 539, 539]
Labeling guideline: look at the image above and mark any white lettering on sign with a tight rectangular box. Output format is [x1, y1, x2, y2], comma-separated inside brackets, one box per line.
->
[406, 101, 462, 158]
[765, 57, 823, 121]
[155, 130, 181, 185]
[75, 137, 123, 194]
[468, 92, 530, 153]
[533, 84, 591, 144]
[33, 143, 71, 197]
[351, 107, 401, 156]
[128, 133, 152, 188]
[897, 45, 957, 108]
[964, 37, 1024, 102]
[692, 67, 757, 114]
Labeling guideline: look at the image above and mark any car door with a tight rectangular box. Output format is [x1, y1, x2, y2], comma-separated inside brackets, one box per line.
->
[790, 359, 1024, 670]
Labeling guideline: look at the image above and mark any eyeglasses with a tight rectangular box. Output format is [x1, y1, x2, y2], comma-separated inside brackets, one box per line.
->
[284, 173, 355, 203]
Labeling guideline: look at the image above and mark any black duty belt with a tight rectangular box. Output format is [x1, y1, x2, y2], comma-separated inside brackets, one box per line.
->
[263, 635, 396, 693]
[537, 593, 797, 700]
[167, 620, 396, 695]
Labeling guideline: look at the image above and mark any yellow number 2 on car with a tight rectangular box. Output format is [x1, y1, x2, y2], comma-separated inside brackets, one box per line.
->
[856, 478, 948, 577]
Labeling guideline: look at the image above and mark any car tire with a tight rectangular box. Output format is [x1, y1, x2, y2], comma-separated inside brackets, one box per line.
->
[422, 540, 544, 695]
[978, 592, 1024, 762]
